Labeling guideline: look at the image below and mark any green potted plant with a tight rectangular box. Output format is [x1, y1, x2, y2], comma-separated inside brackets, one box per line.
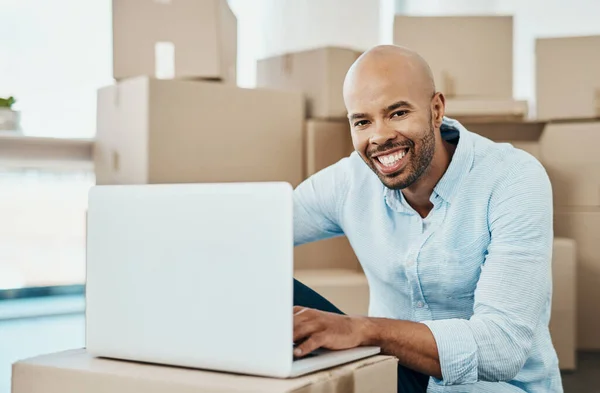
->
[0, 96, 16, 109]
[0, 96, 21, 132]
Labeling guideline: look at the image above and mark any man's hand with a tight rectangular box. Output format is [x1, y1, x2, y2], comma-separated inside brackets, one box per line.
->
[293, 306, 371, 357]
[292, 306, 442, 379]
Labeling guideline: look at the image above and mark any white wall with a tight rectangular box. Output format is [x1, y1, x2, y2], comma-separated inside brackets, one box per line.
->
[401, 0, 497, 15]
[229, 0, 385, 88]
[227, 0, 266, 88]
[257, 0, 382, 58]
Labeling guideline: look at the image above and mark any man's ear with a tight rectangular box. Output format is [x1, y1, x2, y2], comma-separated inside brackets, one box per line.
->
[431, 92, 445, 128]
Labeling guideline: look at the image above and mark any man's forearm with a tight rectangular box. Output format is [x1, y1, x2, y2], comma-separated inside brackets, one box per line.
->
[361, 317, 442, 379]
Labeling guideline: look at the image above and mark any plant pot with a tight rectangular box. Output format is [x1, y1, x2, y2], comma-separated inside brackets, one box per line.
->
[0, 108, 21, 132]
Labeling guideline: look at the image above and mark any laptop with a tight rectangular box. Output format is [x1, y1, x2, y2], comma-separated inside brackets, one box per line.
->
[85, 181, 380, 378]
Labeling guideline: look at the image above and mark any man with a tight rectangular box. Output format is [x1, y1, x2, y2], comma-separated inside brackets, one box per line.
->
[291, 45, 562, 392]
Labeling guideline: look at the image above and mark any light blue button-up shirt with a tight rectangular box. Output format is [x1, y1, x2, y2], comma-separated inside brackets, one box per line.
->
[293, 118, 562, 392]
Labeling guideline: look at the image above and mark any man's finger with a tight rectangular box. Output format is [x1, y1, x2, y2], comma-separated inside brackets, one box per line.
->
[294, 305, 313, 314]
[293, 307, 318, 326]
[294, 333, 324, 358]
[293, 320, 320, 342]
[294, 306, 308, 316]
[293, 309, 322, 342]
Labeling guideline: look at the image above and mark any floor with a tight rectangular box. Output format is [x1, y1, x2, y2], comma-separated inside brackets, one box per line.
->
[0, 296, 598, 393]
[562, 352, 600, 393]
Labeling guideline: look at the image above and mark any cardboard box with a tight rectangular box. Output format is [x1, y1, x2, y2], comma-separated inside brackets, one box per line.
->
[11, 349, 397, 393]
[554, 209, 600, 350]
[394, 15, 513, 98]
[112, 0, 237, 83]
[550, 309, 577, 371]
[536, 35, 600, 121]
[444, 98, 529, 123]
[256, 47, 362, 119]
[304, 119, 353, 177]
[295, 237, 361, 271]
[550, 238, 577, 370]
[296, 120, 360, 271]
[294, 269, 370, 316]
[94, 77, 304, 187]
[539, 121, 600, 207]
[295, 126, 359, 273]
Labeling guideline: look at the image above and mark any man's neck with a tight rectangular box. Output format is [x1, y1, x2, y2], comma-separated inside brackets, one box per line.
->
[401, 139, 456, 218]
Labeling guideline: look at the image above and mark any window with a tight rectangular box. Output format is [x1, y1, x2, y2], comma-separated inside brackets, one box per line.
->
[0, 167, 93, 290]
[0, 0, 112, 138]
[0, 0, 109, 292]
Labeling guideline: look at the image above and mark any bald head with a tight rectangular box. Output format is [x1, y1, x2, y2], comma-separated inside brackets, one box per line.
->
[344, 45, 436, 105]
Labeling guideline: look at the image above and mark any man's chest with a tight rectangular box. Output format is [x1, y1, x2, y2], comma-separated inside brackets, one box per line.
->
[344, 199, 491, 308]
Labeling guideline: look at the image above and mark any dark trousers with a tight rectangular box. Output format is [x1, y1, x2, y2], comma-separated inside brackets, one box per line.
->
[294, 278, 430, 393]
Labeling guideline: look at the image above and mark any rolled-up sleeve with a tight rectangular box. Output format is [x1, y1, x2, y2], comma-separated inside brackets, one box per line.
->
[422, 159, 554, 386]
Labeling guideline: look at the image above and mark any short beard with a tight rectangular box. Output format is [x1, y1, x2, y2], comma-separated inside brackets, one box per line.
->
[366, 121, 436, 190]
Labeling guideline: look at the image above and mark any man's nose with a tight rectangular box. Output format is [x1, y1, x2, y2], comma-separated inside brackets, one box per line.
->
[369, 121, 397, 146]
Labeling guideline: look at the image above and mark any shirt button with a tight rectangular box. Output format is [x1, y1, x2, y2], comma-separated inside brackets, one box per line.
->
[407, 260, 415, 267]
[416, 301, 424, 308]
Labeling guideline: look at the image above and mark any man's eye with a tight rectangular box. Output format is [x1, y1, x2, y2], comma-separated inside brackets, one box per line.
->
[391, 110, 408, 118]
[354, 120, 370, 127]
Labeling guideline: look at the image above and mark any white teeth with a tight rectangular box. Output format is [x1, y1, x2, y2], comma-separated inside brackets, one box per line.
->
[378, 150, 406, 167]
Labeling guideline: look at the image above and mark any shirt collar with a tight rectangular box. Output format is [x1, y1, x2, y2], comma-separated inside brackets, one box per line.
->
[433, 117, 474, 204]
[383, 117, 474, 212]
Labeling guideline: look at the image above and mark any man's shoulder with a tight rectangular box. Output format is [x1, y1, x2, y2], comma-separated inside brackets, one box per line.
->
[449, 124, 551, 210]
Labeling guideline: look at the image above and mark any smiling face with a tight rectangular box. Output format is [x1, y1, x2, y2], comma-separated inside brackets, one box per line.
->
[352, 100, 437, 190]
[343, 46, 445, 191]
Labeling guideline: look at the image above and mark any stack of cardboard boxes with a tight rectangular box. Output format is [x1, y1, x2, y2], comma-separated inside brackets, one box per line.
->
[11, 1, 398, 392]
[257, 47, 370, 316]
[393, 15, 581, 371]
[95, 0, 305, 188]
[468, 34, 600, 370]
[536, 35, 600, 362]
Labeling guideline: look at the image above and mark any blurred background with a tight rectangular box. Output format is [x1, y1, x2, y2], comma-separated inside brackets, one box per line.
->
[1, 0, 600, 392]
